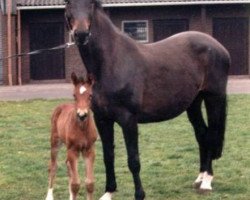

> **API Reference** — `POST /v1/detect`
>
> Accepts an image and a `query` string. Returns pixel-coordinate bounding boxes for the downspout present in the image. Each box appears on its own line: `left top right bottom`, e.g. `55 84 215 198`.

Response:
17 9 21 85
201 5 207 33
7 0 12 85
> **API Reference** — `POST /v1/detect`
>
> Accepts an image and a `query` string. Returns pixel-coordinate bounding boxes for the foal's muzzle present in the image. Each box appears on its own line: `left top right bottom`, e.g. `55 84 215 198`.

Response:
77 108 88 121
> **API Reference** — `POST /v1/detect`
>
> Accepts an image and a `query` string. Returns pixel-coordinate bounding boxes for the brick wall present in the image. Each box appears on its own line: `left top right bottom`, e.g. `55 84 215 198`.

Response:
1 13 17 85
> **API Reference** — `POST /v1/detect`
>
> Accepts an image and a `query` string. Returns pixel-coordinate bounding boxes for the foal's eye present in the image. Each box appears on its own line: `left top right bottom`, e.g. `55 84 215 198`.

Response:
89 95 93 100
73 94 76 100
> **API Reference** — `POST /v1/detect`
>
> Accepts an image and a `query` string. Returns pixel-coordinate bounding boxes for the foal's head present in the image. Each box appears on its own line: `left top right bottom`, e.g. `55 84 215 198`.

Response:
65 0 102 44
71 72 94 121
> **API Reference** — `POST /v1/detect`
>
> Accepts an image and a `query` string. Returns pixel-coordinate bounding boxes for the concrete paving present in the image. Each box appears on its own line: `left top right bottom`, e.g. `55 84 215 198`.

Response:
0 83 73 101
0 78 250 101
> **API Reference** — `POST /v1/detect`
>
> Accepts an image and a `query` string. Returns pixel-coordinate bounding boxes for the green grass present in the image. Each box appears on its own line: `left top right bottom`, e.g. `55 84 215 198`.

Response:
0 95 249 200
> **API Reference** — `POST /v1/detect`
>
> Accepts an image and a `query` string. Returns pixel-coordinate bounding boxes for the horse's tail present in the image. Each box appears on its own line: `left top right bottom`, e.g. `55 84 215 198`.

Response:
214 94 227 160
204 46 230 160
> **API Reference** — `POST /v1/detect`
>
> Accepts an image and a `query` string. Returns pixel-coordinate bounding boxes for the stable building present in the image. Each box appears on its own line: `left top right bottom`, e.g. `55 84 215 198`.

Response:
0 0 250 85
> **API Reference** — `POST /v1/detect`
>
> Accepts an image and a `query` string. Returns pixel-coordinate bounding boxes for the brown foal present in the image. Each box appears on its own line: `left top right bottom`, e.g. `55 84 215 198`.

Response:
45 73 97 200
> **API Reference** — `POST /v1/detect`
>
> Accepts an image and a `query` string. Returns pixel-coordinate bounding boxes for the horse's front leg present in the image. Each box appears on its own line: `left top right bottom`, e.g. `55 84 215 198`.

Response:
66 149 80 200
118 112 145 200
83 147 95 200
94 117 116 200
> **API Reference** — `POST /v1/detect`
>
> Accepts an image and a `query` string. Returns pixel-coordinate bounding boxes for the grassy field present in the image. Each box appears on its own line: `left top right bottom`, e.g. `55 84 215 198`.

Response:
0 95 249 200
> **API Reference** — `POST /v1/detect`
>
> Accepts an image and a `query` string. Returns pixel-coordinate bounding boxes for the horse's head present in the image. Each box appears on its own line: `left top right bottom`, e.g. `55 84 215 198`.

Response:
65 0 101 45
71 72 94 121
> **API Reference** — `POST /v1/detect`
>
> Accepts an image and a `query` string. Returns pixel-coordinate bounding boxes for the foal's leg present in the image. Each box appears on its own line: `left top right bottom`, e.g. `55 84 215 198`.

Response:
94 118 116 200
118 112 145 200
187 94 209 190
83 147 95 200
46 138 61 200
66 149 80 200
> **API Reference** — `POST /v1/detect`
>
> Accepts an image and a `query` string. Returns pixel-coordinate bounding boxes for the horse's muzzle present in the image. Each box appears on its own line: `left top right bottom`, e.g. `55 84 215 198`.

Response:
73 30 91 45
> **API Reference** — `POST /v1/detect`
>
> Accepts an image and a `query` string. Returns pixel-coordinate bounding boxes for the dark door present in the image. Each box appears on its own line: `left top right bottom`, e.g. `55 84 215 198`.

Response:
213 18 249 75
153 19 189 42
30 22 65 80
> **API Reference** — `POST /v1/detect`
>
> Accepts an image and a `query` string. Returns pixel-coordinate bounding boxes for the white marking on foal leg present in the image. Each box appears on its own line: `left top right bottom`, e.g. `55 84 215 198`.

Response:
193 172 204 188
200 171 213 191
69 185 73 200
99 192 113 200
45 188 54 200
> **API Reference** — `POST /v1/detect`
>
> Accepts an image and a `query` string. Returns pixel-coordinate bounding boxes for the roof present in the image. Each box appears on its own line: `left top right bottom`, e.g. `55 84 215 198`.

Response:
17 0 250 9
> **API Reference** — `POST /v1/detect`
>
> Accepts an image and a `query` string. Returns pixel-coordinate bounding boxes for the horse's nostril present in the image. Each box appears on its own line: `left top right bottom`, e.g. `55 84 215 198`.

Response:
74 30 90 43
74 30 80 39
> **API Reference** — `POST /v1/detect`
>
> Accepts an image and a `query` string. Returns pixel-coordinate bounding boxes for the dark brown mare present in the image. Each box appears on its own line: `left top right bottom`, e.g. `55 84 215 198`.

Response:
45 73 97 200
65 0 230 199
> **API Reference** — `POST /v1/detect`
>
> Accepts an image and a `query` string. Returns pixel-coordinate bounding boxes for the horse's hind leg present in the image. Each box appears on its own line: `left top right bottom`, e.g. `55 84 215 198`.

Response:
188 92 227 193
187 94 209 190
45 136 61 200
200 92 227 192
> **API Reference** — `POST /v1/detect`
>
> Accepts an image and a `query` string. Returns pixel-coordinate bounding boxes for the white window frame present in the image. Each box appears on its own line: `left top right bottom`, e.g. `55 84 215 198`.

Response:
122 20 149 43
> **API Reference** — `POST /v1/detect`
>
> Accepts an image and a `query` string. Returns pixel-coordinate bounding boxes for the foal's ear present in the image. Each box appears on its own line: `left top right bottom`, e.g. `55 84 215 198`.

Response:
71 72 78 86
87 74 95 86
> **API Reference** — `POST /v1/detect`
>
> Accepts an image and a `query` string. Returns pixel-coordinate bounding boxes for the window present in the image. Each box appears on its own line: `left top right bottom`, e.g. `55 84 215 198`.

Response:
122 20 149 43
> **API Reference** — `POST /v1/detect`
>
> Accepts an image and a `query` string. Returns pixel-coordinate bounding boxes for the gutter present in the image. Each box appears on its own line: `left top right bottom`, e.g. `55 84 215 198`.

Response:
17 1 250 10
104 1 250 7
17 5 65 10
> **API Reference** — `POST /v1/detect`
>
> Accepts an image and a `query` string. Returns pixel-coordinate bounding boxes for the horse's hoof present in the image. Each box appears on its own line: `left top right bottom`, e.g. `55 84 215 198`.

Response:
99 192 113 200
193 181 202 189
197 188 212 195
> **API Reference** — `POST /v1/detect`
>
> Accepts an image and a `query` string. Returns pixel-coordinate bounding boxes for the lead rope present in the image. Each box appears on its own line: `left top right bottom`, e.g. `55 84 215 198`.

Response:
0 42 75 61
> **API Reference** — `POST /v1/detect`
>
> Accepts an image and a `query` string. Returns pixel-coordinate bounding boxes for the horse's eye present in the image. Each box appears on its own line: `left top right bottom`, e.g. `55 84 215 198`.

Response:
73 94 76 100
89 94 93 100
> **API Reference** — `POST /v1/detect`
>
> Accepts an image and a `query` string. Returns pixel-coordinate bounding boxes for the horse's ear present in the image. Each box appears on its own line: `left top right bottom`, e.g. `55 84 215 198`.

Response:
87 74 95 86
93 0 102 8
71 72 78 85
